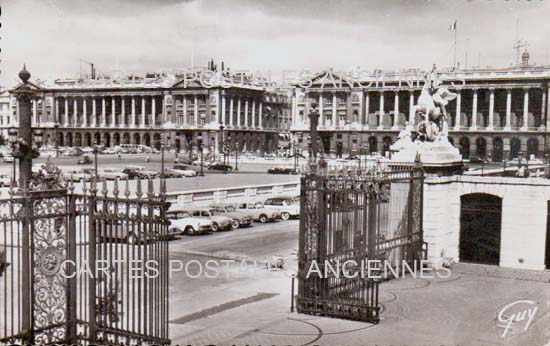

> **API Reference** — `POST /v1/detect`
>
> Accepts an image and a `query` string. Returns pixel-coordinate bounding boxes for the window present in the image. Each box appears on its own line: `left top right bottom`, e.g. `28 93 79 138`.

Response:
192 211 201 217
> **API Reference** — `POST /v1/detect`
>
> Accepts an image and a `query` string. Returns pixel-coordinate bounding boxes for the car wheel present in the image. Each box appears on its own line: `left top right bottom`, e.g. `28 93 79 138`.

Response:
127 233 138 245
185 226 196 235
211 223 219 232
231 219 240 229
281 212 290 221
259 214 268 223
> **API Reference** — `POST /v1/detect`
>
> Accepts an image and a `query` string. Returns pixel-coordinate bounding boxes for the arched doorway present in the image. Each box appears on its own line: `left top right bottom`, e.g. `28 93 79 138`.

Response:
58 133 65 147
84 133 92 147
153 133 161 150
476 137 486 159
67 133 73 147
113 133 121 146
103 133 111 147
527 138 538 159
123 133 130 144
368 137 377 154
459 137 470 159
510 137 521 159
143 133 151 147
493 137 503 162
94 133 101 146
133 133 141 145
75 133 82 147
460 193 502 265
382 136 392 156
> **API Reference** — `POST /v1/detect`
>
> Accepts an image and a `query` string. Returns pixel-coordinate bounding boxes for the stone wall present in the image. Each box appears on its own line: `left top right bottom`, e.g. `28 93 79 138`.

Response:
424 175 550 270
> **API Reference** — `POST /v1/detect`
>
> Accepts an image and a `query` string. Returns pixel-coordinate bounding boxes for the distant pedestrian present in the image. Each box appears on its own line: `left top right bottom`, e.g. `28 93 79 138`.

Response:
117 153 122 161
145 156 150 163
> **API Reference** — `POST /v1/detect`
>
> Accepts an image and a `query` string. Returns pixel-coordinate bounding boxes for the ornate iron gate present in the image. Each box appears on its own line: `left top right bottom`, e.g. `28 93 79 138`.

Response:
297 162 425 323
0 165 170 345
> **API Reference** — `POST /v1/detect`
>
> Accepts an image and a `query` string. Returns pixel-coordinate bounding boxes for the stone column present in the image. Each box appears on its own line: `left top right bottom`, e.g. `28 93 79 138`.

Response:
101 97 106 126
64 98 69 126
332 93 337 128
152 96 156 126
82 98 87 127
244 99 249 127
73 98 78 126
392 91 399 129
111 96 116 126
91 98 96 127
378 91 384 129
505 89 512 130
182 96 187 125
54 98 59 124
252 100 256 128
131 96 136 127
259 102 263 129
471 89 478 130
409 91 415 124
221 96 226 125
318 94 324 126
32 99 37 126
194 96 198 125
237 98 241 127
230 97 234 127
488 88 495 130
121 97 126 126
141 96 146 127
521 88 529 130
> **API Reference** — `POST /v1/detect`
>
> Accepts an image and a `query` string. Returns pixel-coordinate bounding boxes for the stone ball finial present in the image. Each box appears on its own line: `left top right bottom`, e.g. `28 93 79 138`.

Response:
19 64 31 84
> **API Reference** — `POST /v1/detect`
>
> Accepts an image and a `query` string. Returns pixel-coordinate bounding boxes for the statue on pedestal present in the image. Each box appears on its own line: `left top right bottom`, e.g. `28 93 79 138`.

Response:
414 66 457 143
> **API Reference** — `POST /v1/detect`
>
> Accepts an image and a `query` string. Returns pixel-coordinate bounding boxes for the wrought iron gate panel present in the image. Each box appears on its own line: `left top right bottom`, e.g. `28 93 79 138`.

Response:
297 163 425 323
0 177 171 345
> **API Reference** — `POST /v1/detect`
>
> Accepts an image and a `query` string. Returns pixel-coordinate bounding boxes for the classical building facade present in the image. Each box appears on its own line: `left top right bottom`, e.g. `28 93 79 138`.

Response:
291 54 550 161
6 67 291 154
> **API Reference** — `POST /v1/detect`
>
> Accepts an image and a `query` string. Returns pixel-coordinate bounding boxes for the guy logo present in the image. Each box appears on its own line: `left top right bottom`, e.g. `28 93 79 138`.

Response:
496 300 538 338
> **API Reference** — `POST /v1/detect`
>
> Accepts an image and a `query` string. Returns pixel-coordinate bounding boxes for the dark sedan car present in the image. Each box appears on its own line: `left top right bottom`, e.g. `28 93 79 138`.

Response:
208 162 233 171
267 167 297 175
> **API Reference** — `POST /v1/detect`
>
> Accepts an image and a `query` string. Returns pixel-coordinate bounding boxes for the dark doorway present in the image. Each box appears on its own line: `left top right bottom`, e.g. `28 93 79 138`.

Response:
546 201 550 269
476 137 487 159
510 137 521 159
527 138 539 159
460 193 502 265
368 137 377 154
493 137 503 162
460 137 470 159
336 142 343 158
382 136 392 156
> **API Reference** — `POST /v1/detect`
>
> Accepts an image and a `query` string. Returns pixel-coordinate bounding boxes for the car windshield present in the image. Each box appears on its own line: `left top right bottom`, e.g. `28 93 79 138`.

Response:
167 211 191 219
209 209 218 214
225 206 236 212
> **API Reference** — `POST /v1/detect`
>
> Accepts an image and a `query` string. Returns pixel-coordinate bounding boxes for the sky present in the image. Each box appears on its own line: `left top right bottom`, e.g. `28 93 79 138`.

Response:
1 0 549 86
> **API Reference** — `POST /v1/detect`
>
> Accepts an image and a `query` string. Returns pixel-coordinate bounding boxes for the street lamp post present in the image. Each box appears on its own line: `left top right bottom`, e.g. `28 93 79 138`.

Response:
234 142 239 171
219 125 226 173
93 139 99 181
197 133 204 176
308 102 320 173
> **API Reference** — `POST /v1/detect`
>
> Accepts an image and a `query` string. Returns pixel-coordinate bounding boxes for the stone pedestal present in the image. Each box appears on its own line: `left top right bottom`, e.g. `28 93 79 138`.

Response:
390 137 464 176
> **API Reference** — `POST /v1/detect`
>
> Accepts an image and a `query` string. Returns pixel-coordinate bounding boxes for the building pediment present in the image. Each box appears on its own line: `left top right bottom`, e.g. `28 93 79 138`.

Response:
10 80 42 93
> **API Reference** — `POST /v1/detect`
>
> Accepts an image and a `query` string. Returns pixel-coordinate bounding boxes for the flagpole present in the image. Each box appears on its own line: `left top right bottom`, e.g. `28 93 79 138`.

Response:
453 20 457 69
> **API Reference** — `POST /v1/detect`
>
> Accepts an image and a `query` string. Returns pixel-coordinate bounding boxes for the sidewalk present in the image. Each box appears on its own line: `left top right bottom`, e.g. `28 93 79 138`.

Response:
169 263 550 346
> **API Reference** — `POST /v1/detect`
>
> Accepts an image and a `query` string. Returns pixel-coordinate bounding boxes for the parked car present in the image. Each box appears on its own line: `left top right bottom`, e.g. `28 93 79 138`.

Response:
469 156 489 164
166 209 212 235
267 166 297 175
0 174 11 187
102 148 117 155
236 202 280 223
122 166 159 179
207 162 233 171
209 204 253 229
77 155 93 165
188 208 233 232
163 168 197 178
173 163 203 174
3 154 14 163
64 147 83 157
263 196 300 220
97 219 161 244
63 169 95 182
100 169 128 180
